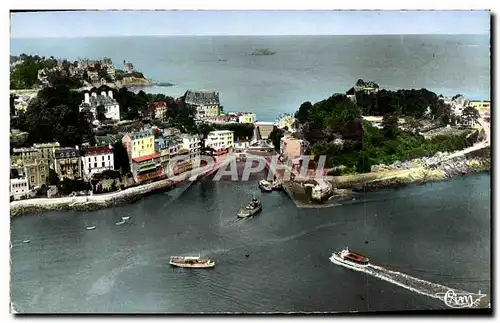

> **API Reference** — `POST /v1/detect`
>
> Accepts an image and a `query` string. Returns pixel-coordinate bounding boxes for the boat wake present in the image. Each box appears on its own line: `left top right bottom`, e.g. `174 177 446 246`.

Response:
331 257 489 307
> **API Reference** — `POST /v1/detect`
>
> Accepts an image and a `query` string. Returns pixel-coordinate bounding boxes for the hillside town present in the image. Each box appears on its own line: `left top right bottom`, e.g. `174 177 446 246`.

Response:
9 82 304 202
10 71 490 207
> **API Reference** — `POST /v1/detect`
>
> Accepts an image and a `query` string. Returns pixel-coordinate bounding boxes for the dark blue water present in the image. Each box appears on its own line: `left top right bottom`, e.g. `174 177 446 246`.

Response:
10 173 491 313
10 35 490 121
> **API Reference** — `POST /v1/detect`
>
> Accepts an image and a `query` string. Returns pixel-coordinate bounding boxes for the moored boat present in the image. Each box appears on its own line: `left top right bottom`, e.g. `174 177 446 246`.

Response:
258 180 273 192
329 247 370 268
122 216 130 221
237 195 262 218
86 226 96 231
271 179 282 190
169 256 216 268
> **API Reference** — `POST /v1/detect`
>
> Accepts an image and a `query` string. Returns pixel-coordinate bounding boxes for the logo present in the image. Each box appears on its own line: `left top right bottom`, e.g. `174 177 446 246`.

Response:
436 289 487 309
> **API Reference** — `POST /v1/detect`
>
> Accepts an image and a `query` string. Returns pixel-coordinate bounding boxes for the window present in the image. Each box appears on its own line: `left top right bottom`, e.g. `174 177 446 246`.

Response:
88 157 91 162
94 157 97 161
30 176 34 183
94 163 97 168
88 163 91 169
102 156 104 161
102 162 105 167
108 155 110 160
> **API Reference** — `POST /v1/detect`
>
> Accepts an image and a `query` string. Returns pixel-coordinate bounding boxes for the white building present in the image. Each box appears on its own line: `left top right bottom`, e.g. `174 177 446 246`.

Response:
204 130 234 154
238 113 256 124
10 178 29 200
180 134 201 161
81 145 114 180
79 91 121 122
276 113 297 131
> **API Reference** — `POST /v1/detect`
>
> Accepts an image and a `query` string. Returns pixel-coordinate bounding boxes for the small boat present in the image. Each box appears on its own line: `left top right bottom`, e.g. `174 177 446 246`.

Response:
121 216 130 221
115 221 125 226
258 180 273 192
169 255 216 268
237 195 262 218
329 247 370 268
271 179 282 190
23 240 30 243
86 226 96 230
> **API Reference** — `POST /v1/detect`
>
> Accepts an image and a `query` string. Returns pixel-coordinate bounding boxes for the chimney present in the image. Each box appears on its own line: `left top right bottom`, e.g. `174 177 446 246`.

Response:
84 92 90 104
108 90 113 99
101 91 106 97
92 92 97 98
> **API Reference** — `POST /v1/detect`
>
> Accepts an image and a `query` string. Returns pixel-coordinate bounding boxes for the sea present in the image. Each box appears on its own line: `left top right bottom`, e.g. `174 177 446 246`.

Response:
10 34 490 122
10 173 491 313
10 35 491 313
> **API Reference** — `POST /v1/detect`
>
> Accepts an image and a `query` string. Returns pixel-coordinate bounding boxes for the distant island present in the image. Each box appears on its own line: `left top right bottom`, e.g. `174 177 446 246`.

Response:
250 48 277 56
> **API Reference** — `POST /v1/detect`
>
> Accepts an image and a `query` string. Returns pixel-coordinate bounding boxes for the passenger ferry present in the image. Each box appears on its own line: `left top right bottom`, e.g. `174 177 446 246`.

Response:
330 247 370 268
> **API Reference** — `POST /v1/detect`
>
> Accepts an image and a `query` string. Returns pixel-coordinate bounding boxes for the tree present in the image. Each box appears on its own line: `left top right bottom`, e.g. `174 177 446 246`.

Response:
112 141 131 174
381 113 399 139
96 105 106 122
461 106 480 126
23 86 89 146
10 94 17 116
404 116 422 134
295 101 313 124
47 168 60 186
269 126 285 151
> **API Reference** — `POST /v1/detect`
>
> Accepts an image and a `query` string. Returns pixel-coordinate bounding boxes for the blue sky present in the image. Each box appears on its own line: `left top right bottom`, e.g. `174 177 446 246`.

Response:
10 10 490 38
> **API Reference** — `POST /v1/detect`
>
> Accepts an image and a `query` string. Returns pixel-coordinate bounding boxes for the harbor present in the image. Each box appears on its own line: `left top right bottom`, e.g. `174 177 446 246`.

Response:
10 173 491 313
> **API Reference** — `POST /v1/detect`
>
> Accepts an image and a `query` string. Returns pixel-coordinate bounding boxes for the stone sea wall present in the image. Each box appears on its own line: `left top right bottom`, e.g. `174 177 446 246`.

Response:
10 159 230 217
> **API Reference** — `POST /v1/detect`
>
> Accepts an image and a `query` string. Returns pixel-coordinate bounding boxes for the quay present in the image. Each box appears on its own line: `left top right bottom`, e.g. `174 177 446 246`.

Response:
10 154 234 216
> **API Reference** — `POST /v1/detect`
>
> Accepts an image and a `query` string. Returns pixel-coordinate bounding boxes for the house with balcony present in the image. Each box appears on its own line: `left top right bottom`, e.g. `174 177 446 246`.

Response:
33 142 60 165
12 147 38 167
155 134 183 175
131 153 162 183
81 146 114 180
204 130 234 155
24 159 50 189
54 147 83 181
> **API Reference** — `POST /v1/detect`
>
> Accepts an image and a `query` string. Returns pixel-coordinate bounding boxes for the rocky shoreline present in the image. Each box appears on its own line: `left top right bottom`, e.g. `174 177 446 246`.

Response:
284 147 490 207
337 148 490 193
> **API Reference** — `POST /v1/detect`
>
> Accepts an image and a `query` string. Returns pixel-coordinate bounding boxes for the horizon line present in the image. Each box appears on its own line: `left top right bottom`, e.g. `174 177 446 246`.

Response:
11 32 490 39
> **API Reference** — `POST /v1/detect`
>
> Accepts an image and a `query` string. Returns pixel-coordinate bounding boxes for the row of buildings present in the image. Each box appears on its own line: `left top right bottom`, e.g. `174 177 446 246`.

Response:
9 125 238 200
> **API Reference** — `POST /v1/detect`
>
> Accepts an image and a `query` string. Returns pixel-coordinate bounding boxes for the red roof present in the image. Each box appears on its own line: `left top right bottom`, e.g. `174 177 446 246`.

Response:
84 146 113 156
148 101 167 109
132 153 161 163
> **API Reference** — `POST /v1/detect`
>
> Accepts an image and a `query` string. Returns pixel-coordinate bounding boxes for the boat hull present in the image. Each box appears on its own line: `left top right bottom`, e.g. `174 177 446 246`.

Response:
330 253 369 269
237 206 262 218
169 261 216 268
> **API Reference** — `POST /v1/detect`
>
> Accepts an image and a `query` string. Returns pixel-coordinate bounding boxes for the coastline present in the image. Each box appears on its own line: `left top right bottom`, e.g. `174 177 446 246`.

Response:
10 157 232 217
283 148 490 208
